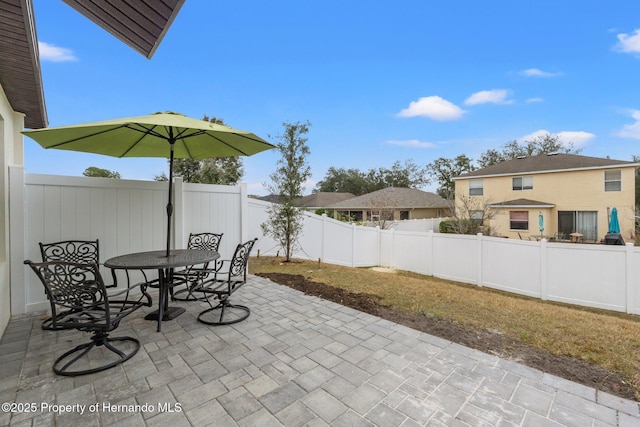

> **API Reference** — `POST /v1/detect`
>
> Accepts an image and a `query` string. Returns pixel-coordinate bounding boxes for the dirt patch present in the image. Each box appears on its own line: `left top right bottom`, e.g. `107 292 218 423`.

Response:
257 272 637 401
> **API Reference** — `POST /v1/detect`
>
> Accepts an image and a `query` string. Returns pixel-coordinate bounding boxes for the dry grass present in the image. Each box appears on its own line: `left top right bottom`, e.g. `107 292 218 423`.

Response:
249 256 640 399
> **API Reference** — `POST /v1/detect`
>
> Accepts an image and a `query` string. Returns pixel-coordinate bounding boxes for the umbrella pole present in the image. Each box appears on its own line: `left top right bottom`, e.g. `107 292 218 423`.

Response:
166 142 175 257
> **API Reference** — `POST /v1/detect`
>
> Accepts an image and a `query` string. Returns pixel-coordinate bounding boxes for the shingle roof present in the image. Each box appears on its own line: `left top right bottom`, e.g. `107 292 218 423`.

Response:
327 187 450 209
294 192 355 208
456 153 638 179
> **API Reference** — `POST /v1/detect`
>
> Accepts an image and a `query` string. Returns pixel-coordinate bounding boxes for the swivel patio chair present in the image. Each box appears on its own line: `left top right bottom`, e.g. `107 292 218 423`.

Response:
38 239 149 330
197 238 257 326
24 260 151 376
171 232 223 301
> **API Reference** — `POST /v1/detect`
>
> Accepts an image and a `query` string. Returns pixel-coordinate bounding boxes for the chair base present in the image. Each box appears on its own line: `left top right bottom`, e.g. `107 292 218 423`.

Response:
53 332 140 376
197 301 250 326
172 286 215 302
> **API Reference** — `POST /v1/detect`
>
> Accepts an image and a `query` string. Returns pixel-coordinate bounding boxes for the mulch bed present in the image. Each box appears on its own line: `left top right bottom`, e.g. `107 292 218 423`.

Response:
257 272 637 402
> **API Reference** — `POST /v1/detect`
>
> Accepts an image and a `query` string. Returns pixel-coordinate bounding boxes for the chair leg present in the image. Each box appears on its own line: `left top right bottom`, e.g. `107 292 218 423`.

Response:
197 298 250 326
53 332 140 376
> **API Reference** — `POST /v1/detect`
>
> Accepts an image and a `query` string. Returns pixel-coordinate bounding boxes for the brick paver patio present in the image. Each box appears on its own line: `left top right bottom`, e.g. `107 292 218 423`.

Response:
1 275 638 426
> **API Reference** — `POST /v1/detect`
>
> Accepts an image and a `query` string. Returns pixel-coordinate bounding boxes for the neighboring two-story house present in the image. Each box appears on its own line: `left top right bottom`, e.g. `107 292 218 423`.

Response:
453 153 639 242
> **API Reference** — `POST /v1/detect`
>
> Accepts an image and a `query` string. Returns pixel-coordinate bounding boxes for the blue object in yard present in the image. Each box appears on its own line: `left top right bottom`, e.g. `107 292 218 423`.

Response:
538 212 544 233
609 207 620 234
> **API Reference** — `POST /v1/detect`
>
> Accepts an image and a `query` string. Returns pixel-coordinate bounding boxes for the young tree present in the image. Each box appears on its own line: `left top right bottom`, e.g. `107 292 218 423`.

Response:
261 121 312 262
442 194 497 235
83 166 121 179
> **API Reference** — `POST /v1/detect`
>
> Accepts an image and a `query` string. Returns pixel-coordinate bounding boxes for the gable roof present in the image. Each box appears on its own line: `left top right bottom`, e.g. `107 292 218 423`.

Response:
0 0 47 128
456 153 639 179
295 192 355 208
327 187 450 209
62 0 185 59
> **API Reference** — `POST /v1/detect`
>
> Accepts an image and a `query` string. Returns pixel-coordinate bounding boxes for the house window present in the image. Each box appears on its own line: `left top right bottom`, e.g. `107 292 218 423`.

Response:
512 176 533 191
510 211 528 230
469 179 483 196
604 170 621 192
470 210 483 224
400 210 409 220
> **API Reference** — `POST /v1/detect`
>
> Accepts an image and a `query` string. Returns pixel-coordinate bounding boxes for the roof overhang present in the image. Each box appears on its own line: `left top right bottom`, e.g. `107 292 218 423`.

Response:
0 0 48 129
62 0 185 59
489 200 555 209
454 163 640 181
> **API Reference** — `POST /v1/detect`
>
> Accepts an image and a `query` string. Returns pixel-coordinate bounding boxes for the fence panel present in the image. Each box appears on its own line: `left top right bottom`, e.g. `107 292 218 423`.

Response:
432 233 478 285
482 238 541 298
546 244 627 312
182 183 243 260
354 226 379 267
388 231 431 275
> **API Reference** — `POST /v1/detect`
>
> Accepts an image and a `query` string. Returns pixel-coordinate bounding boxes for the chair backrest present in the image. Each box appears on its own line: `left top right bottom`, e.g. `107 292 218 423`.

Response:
39 240 100 264
229 238 257 279
24 260 109 329
187 233 223 252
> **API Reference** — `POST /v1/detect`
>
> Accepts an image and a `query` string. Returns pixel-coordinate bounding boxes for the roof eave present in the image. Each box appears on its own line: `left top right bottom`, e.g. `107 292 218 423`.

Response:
454 163 640 180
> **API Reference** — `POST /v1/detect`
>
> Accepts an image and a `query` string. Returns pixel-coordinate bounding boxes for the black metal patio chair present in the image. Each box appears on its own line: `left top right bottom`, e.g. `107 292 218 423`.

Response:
38 239 149 330
171 232 223 301
197 238 257 326
24 260 151 376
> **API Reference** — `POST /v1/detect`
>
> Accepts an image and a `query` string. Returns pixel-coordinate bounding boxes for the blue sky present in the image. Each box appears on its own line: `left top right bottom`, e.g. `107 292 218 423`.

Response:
27 0 640 195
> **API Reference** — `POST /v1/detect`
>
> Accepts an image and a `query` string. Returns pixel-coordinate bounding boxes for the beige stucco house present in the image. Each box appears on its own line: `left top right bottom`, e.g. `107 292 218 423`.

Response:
327 187 451 222
453 153 639 242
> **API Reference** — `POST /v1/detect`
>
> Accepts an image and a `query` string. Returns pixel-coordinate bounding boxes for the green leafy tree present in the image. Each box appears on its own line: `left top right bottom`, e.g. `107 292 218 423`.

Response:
478 133 581 168
83 166 121 179
261 121 312 262
315 160 427 195
425 154 476 199
156 115 244 185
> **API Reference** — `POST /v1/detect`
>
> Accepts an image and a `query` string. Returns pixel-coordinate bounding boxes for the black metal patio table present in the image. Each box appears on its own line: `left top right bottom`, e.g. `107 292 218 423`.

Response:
105 249 220 332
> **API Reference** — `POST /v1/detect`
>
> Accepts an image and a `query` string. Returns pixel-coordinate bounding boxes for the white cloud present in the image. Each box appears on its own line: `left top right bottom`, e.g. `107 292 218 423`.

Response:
386 139 436 148
556 131 596 147
519 129 595 148
38 41 77 62
520 68 563 78
526 97 544 103
464 89 513 106
397 96 465 121
615 29 640 54
614 109 640 139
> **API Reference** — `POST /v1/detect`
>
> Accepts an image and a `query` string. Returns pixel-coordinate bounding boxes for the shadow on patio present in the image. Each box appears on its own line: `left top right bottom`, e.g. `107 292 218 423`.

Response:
1 275 638 426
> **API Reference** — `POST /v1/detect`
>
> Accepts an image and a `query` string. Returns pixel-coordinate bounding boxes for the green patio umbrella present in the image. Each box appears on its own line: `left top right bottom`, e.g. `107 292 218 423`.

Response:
23 112 274 256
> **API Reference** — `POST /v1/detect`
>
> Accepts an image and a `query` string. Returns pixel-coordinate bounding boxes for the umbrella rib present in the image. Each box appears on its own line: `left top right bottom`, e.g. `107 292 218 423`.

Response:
44 126 125 148
202 132 272 156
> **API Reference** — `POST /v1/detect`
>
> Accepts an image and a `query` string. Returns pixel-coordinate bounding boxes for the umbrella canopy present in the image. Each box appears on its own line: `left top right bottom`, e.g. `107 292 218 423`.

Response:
23 112 274 256
609 207 621 234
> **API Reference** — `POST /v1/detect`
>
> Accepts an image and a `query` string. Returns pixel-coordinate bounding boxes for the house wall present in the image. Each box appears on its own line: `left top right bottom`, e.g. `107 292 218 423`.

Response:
455 167 636 241
0 85 25 336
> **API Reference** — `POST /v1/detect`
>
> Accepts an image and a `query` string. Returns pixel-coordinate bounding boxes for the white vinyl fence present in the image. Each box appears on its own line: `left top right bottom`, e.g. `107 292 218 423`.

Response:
10 170 640 317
